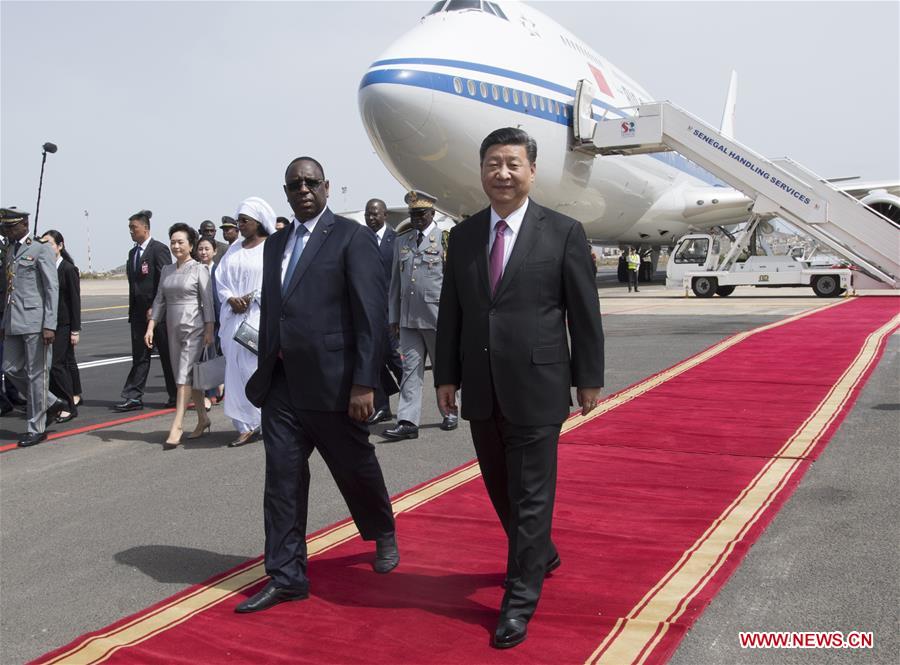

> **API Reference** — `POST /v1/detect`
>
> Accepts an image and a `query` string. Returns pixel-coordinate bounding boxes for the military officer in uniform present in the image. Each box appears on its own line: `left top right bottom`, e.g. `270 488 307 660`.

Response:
0 207 63 447
383 191 458 440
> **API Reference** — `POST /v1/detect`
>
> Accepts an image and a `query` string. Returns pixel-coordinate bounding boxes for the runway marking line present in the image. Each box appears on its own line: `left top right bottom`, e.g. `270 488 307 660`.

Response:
81 305 128 313
33 297 893 665
0 409 176 453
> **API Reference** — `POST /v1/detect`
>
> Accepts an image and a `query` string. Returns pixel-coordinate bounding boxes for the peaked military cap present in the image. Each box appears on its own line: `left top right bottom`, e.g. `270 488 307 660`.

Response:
220 216 237 229
404 190 437 210
0 207 30 226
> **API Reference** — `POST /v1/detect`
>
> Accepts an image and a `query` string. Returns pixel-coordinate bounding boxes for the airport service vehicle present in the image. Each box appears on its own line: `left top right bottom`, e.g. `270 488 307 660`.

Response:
358 1 899 290
666 220 852 298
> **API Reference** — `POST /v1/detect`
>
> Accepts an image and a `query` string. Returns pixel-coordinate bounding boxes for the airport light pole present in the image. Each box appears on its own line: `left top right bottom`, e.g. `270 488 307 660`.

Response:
33 141 58 237
84 209 93 273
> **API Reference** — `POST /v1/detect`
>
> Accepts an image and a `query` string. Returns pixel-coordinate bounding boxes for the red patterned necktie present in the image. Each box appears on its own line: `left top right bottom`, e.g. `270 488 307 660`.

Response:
489 219 508 295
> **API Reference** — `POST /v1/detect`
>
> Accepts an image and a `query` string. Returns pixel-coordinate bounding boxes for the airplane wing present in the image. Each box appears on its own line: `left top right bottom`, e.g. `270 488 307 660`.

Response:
832 179 900 198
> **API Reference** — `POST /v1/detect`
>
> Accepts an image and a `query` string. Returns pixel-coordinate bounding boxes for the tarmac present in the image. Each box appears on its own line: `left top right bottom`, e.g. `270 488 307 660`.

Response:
1 277 897 664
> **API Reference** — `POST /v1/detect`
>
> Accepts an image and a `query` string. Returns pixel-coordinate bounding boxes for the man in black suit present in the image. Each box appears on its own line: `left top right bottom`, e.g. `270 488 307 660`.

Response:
435 128 605 648
199 220 229 262
237 157 398 614
114 210 177 411
364 197 402 424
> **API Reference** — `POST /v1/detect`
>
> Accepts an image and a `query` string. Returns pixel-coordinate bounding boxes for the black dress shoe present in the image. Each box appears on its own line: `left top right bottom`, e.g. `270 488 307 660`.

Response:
234 581 308 613
439 416 458 431
366 407 392 425
493 617 528 649
0 405 13 417
373 534 400 573
113 399 143 412
164 397 177 409
382 421 418 440
54 409 78 424
503 553 561 589
18 432 48 448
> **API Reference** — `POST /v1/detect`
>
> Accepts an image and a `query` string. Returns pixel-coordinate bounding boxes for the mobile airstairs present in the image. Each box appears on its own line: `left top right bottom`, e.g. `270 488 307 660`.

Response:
571 81 899 290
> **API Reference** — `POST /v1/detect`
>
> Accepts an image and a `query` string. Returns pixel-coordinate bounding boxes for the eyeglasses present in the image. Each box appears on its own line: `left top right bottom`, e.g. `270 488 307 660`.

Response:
285 177 324 192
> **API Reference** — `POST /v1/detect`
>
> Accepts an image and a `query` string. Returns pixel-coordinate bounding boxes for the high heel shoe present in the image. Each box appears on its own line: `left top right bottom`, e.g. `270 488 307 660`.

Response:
164 429 183 450
188 419 212 440
228 428 259 448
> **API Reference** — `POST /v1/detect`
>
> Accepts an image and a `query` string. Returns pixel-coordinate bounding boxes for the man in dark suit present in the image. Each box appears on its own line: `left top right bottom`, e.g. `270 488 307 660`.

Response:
199 220 229 262
435 128 605 648
114 210 177 411
364 197 402 424
238 157 398 614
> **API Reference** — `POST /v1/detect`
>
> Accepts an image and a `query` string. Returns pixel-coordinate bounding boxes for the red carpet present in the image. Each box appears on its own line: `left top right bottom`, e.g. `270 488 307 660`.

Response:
34 297 899 665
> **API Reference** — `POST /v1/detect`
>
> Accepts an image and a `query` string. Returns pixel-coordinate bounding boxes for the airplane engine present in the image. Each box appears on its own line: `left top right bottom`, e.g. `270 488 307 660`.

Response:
860 190 900 226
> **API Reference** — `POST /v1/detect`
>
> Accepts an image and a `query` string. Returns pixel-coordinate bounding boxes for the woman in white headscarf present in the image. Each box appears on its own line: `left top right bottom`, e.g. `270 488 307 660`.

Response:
215 196 277 446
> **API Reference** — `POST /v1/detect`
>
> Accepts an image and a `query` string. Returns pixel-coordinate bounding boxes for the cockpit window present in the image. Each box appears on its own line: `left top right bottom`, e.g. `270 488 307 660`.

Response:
427 1 509 20
445 1 482 11
486 2 507 19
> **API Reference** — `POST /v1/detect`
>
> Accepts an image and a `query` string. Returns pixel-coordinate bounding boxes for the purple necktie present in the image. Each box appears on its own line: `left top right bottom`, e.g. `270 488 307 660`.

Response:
489 219 508 295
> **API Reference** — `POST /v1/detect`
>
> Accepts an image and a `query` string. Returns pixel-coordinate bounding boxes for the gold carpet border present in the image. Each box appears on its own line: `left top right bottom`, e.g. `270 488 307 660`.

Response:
43 299 850 665
43 463 481 665
588 305 898 665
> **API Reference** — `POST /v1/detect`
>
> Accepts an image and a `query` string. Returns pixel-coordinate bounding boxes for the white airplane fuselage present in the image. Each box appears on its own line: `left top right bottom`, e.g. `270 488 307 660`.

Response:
358 1 751 244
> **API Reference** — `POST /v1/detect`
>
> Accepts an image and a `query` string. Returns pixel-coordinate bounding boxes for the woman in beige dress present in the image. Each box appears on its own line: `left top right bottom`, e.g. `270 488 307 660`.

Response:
144 223 216 448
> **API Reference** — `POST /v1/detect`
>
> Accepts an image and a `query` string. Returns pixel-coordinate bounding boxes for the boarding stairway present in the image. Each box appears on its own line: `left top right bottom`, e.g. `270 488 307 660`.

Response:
571 82 899 288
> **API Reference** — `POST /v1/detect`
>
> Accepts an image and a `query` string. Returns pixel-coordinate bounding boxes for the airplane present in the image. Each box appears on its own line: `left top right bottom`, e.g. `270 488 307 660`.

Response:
357 0 900 251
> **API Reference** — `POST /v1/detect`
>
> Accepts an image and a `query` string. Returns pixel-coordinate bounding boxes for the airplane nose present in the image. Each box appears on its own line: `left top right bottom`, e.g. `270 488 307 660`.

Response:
358 68 435 145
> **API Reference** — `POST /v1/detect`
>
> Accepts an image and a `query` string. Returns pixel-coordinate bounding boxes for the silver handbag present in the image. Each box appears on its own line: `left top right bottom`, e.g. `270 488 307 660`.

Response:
232 291 260 355
193 345 226 390
233 319 259 355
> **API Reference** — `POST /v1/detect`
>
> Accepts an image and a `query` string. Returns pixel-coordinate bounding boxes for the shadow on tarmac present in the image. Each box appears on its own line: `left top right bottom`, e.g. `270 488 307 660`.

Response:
114 545 252 584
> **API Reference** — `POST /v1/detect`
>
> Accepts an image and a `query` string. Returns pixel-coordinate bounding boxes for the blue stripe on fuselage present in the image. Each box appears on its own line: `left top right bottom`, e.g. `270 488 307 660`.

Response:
360 62 724 186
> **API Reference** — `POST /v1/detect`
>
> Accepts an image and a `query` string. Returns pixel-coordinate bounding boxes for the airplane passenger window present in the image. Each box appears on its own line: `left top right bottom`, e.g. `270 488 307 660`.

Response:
491 84 500 101
512 89 519 104
539 97 546 111
562 105 568 118
531 94 538 109
426 1 447 16
480 81 488 98
467 80 476 96
502 87 510 103
522 92 529 107
445 0 482 11
453 77 463 94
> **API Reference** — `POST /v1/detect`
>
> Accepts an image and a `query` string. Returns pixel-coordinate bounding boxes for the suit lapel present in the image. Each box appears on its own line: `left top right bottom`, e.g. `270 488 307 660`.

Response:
283 208 336 299
493 200 543 301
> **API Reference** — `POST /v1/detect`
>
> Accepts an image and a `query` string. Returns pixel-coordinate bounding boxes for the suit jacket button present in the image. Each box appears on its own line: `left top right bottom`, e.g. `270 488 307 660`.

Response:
489 309 496 316
280 314 286 321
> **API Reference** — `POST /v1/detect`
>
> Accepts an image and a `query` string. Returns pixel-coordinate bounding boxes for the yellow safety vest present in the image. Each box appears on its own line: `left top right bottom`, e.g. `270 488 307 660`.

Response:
626 253 640 270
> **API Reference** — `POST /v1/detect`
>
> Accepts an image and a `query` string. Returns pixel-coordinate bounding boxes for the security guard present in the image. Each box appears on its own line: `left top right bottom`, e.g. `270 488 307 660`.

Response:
626 246 641 292
0 207 62 447
383 191 458 440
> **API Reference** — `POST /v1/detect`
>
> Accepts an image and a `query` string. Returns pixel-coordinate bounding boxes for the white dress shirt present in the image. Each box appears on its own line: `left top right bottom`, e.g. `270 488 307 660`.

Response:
281 209 325 286
488 198 529 271
375 224 386 246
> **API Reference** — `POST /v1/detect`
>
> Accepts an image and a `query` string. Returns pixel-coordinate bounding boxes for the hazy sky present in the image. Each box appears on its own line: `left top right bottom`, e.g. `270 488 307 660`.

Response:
2 0 898 270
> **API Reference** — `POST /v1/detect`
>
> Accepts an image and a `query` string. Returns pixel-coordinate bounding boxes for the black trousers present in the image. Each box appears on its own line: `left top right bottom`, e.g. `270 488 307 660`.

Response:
66 342 81 396
49 325 75 411
121 317 176 402
627 269 639 290
261 362 395 589
469 393 562 623
374 325 402 411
